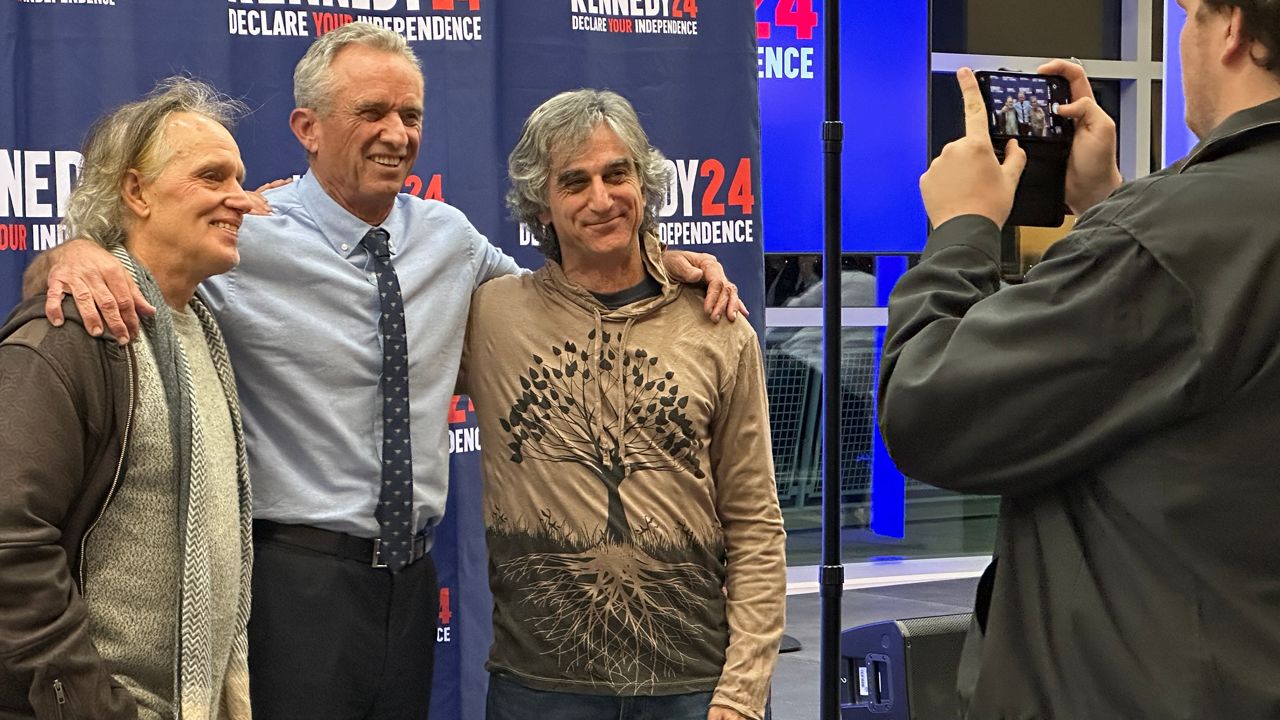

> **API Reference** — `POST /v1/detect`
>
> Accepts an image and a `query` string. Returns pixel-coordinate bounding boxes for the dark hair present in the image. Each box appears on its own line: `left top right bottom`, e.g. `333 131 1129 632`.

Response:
1202 0 1280 74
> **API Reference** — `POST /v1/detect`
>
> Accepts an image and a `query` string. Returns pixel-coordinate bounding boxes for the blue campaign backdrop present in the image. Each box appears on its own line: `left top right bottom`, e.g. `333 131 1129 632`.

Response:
756 0 930 254
0 3 761 719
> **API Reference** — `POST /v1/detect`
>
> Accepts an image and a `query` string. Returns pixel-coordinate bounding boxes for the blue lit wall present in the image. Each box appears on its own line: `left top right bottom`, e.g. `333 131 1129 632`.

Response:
757 0 930 254
1164 0 1199 164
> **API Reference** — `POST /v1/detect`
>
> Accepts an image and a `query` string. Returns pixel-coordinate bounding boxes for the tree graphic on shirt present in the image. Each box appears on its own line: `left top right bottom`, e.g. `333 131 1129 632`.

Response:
492 327 722 690
501 326 705 543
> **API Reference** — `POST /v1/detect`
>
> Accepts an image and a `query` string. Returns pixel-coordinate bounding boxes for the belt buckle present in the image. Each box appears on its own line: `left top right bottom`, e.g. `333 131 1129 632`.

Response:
371 539 388 569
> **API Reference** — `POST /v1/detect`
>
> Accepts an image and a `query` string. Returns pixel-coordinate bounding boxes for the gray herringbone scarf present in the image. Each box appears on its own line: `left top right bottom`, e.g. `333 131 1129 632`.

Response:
110 246 253 720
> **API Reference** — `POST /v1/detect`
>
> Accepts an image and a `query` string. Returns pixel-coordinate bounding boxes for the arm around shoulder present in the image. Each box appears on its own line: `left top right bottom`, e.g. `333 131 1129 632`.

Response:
20 239 153 344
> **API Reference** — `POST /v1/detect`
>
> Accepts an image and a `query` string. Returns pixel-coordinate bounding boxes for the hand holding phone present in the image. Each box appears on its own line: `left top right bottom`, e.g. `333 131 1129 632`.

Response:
974 71 1074 227
1036 59 1124 215
918 68 1027 230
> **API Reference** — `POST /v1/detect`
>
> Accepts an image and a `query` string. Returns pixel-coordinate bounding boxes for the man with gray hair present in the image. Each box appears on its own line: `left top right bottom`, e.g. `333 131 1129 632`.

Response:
460 89 785 720
34 21 743 720
0 77 254 720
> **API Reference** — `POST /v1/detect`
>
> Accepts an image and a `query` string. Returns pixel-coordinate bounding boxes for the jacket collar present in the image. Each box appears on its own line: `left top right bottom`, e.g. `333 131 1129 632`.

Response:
1180 95 1280 172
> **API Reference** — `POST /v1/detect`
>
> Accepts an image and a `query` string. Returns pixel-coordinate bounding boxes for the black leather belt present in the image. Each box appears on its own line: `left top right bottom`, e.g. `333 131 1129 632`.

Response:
253 520 430 569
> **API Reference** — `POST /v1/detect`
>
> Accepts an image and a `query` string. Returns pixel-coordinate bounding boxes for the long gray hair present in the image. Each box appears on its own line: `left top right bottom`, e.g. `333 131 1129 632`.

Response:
63 77 247 248
506 89 672 262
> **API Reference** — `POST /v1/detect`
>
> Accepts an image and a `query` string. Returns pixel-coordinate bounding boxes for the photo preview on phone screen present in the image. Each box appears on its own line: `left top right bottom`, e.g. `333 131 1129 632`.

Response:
986 74 1068 139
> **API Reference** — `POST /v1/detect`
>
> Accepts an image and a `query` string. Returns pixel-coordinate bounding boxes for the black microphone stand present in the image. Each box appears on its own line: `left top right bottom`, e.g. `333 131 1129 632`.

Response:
819 1 844 719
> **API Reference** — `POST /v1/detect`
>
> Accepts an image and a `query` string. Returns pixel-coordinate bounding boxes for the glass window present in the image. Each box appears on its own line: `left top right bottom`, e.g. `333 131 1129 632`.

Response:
764 326 999 565
763 255 876 307
1154 0 1165 61
932 0 1123 61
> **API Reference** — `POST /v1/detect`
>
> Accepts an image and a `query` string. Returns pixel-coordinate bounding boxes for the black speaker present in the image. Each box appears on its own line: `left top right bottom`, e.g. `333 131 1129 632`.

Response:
839 612 972 719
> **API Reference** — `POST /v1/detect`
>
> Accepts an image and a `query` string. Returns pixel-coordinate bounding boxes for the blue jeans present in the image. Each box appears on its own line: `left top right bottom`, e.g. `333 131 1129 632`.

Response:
486 673 714 720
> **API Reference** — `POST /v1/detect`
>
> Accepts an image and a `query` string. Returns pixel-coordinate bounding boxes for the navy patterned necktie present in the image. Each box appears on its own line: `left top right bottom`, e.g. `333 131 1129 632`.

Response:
361 227 414 571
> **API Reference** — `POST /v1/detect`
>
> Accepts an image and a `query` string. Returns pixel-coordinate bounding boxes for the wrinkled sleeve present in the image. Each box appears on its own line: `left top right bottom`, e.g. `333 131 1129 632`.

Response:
457 285 484 396
469 225 524 289
0 332 137 719
877 214 1201 496
708 333 787 720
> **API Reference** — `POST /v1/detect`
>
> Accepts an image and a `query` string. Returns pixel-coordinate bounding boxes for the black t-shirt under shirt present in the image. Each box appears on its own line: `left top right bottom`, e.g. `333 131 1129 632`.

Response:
589 273 662 310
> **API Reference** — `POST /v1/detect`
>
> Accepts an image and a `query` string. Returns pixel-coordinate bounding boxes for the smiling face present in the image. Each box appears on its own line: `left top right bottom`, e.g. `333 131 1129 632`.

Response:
538 123 645 283
294 43 424 224
126 112 251 295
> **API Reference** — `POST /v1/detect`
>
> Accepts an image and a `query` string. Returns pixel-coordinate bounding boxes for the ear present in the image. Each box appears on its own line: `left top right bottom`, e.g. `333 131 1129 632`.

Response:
120 169 150 220
289 108 321 155
1221 5 1252 64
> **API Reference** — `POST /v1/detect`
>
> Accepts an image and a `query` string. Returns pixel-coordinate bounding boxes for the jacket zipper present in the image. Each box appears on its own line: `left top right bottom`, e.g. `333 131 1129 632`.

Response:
52 678 66 719
1180 119 1280 171
77 347 136 591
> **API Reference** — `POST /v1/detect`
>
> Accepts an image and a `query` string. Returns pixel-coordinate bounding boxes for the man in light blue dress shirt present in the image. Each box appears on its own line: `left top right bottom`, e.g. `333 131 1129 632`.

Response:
1014 90 1032 134
33 21 743 720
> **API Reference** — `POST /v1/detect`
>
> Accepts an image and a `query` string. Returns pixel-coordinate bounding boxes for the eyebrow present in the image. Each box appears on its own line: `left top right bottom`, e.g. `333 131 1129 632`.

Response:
355 100 423 115
195 160 245 183
555 158 631 186
555 168 588 186
603 158 631 172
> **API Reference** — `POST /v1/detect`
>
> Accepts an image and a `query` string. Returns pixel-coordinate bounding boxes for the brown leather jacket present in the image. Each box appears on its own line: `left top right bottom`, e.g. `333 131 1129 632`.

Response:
0 297 140 720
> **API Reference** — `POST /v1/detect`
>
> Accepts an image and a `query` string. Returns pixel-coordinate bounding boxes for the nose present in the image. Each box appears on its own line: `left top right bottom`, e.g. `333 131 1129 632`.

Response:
381 114 409 150
586 177 612 213
226 180 254 215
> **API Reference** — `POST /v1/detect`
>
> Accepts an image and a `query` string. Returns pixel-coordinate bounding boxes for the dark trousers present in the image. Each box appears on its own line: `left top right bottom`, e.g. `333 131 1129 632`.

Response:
248 531 439 720
486 674 713 720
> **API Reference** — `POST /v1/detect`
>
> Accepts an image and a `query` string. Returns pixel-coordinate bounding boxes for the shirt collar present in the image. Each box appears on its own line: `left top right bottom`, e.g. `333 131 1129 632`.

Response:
297 170 400 258
1180 95 1280 172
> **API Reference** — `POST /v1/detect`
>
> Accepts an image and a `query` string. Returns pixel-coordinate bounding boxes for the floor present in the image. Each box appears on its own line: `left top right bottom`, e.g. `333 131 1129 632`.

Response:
768 558 987 719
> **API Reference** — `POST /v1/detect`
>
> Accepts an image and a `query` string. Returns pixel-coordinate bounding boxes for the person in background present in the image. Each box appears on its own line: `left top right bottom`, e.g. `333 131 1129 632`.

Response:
1013 90 1032 134
999 96 1020 135
1027 97 1048 136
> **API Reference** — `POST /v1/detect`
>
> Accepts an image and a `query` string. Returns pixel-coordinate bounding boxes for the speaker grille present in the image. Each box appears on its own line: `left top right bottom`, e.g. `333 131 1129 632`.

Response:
898 613 972 636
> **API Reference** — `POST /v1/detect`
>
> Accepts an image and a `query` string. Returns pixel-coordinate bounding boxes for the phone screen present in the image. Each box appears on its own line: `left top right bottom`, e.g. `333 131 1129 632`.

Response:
983 73 1071 140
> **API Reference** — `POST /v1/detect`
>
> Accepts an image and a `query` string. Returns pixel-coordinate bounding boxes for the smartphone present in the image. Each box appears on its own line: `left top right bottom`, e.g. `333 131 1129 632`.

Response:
974 71 1073 227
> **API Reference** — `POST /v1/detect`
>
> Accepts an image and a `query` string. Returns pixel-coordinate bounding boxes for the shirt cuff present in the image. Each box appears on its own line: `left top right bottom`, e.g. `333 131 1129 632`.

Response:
923 214 1002 266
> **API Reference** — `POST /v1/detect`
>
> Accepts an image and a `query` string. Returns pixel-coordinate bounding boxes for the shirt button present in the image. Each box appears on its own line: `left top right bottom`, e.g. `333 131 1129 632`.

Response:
341 243 350 251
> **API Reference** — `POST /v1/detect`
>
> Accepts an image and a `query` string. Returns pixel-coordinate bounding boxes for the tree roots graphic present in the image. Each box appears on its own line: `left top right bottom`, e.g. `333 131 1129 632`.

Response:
499 542 718 690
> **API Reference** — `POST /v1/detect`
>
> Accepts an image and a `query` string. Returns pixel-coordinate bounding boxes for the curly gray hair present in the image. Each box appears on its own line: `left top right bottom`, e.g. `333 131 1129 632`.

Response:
293 22 423 114
63 76 248 248
506 89 672 263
